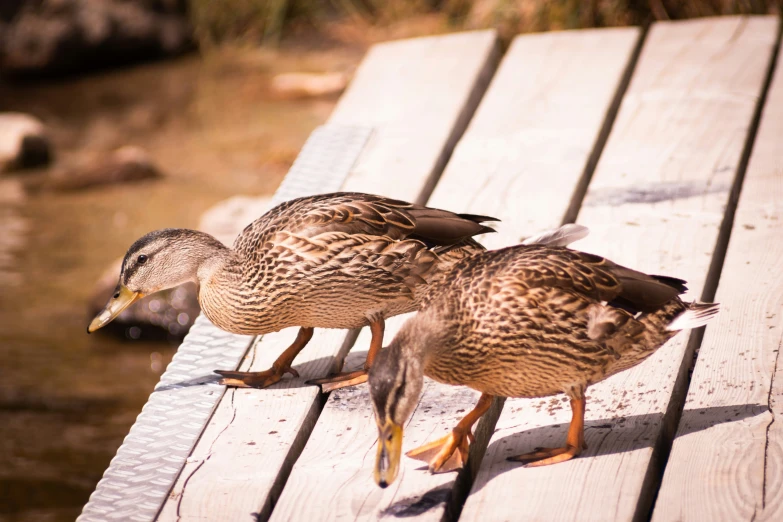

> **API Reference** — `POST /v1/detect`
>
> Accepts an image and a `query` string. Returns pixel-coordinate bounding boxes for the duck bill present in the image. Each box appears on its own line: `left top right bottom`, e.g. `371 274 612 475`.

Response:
375 420 403 488
88 285 143 333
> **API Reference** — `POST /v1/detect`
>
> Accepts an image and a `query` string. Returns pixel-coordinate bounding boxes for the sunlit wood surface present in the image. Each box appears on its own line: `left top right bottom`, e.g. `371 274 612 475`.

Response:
85 15 783 522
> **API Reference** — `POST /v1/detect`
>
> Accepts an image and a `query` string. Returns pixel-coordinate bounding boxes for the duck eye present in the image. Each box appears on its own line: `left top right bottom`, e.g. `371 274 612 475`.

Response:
137 254 148 265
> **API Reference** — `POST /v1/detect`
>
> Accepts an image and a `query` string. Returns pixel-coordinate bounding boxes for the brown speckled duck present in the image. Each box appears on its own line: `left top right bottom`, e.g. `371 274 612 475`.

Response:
88 192 496 391
369 226 719 487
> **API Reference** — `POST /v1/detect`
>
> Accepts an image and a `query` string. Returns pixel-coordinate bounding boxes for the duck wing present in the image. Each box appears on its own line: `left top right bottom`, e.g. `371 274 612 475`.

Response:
500 245 686 315
234 192 497 253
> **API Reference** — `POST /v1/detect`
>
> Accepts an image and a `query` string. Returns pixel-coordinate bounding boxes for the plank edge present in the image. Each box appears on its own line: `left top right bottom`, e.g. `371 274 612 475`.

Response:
646 17 783 521
566 26 646 225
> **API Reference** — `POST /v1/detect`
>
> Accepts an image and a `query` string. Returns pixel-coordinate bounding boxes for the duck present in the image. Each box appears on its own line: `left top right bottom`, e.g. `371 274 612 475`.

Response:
368 225 719 487
88 192 496 391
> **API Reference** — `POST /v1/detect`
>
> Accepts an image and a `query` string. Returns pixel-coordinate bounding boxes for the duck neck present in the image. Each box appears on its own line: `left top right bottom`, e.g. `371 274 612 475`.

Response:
191 232 251 331
194 238 236 287
376 311 450 425
392 309 446 369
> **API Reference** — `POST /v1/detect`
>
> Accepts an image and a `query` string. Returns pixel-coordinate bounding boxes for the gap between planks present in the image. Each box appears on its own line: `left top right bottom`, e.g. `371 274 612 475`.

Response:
459 16 780 522
562 25 648 225
647 17 783 518
156 30 501 522
445 26 647 521
268 26 644 522
652 20 783 521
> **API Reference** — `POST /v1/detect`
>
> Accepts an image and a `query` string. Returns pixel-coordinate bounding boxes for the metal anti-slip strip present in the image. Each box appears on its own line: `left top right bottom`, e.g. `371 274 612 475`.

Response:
77 124 373 522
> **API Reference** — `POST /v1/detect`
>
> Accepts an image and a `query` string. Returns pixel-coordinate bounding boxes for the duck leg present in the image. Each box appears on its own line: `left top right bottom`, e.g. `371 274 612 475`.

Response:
307 318 384 392
215 327 314 388
508 395 586 467
407 393 494 473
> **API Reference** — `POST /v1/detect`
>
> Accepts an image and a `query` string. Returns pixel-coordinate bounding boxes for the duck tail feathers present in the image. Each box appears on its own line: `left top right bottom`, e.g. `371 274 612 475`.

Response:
521 224 589 247
667 302 720 331
457 213 500 224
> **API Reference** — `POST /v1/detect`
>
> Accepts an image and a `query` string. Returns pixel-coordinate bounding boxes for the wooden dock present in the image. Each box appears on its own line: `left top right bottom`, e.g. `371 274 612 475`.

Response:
79 15 783 522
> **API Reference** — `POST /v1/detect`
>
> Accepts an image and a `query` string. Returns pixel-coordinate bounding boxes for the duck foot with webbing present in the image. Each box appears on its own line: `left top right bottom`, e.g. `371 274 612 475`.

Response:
306 319 385 392
215 326 313 388
507 396 588 467
406 393 494 473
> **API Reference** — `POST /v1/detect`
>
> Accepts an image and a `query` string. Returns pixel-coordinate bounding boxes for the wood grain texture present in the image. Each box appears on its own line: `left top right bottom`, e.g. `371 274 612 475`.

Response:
268 28 640 522
329 30 500 204
460 16 779 522
652 33 783 522
269 314 502 522
157 30 500 522
158 328 353 522
428 26 641 249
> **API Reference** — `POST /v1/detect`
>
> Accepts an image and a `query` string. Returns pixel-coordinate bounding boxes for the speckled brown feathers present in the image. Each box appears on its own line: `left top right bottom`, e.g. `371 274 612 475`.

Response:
199 192 495 335
414 243 710 398
233 192 494 254
368 227 720 479
91 192 497 390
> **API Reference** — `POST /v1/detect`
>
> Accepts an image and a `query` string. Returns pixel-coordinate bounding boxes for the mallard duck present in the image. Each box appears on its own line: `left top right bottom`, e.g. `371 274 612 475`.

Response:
368 226 719 487
88 192 496 391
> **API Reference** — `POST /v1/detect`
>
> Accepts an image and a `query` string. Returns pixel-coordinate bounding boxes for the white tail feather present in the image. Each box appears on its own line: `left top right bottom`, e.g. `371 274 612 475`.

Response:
521 224 589 247
667 302 720 331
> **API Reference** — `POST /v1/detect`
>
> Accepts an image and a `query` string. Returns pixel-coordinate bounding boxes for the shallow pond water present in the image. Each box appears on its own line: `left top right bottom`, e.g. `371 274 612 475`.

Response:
0 48 357 521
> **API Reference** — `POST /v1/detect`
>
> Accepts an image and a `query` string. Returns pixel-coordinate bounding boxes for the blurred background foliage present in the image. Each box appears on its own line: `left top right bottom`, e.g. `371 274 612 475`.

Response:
189 0 782 48
1 0 779 77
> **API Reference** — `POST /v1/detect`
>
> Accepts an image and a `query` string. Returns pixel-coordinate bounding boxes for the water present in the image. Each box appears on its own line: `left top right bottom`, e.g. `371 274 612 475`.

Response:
0 48 352 521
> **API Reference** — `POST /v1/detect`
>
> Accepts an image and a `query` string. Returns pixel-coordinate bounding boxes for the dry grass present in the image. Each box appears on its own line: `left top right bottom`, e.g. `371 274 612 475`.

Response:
188 0 781 47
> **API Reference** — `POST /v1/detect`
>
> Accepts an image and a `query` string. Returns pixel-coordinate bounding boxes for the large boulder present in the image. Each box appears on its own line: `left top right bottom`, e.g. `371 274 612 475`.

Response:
1 0 192 76
0 112 52 172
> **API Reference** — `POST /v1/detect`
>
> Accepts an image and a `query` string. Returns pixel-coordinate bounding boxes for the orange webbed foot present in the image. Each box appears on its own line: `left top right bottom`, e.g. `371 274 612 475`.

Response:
215 365 299 389
406 429 473 473
306 370 368 392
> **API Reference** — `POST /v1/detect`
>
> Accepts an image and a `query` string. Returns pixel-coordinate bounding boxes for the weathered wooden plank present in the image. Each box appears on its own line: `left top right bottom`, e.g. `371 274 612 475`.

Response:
78 125 372 522
652 34 783 522
461 16 779 522
157 30 499 522
328 31 499 204
427 26 641 249
268 27 640 521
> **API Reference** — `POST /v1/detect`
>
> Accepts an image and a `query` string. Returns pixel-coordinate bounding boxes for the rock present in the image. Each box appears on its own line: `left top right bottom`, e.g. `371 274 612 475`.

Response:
45 145 160 191
88 258 199 341
0 112 52 172
1 0 192 76
270 72 348 99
